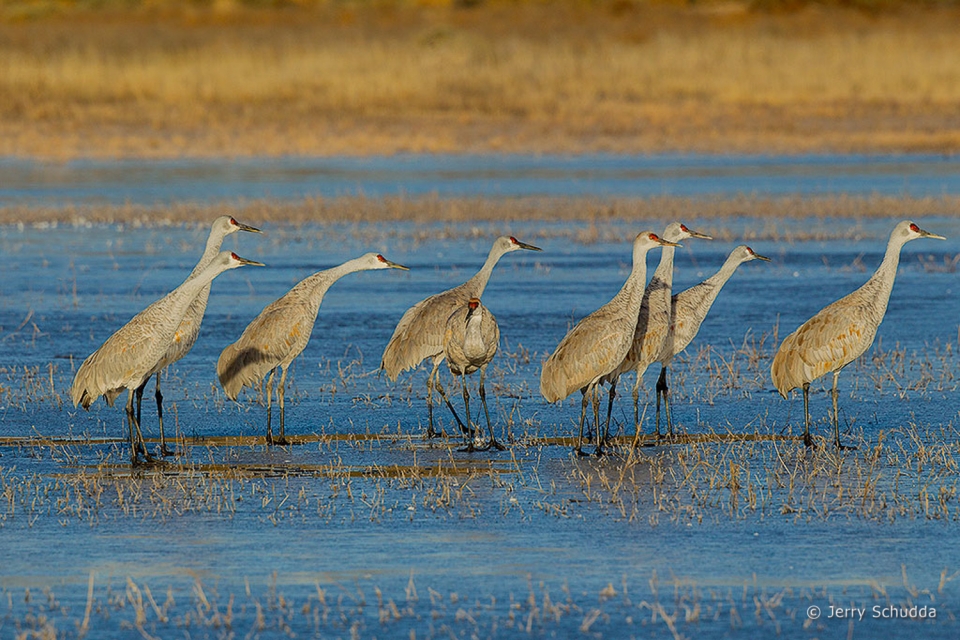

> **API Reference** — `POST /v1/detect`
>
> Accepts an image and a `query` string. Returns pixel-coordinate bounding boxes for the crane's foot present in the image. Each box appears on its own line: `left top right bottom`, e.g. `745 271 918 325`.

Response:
270 436 290 446
425 427 445 439
836 441 858 451
159 445 177 457
574 447 589 457
479 438 506 452
803 433 816 448
457 442 477 453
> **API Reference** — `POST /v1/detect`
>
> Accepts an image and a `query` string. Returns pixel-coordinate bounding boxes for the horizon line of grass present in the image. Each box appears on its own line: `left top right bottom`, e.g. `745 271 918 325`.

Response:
2 194 959 227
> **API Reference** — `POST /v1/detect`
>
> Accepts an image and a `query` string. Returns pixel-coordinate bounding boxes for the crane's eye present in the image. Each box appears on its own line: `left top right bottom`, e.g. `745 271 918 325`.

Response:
680 224 689 233
509 236 519 244
648 233 658 241
909 223 920 233
230 217 238 226
377 254 387 262
231 252 240 260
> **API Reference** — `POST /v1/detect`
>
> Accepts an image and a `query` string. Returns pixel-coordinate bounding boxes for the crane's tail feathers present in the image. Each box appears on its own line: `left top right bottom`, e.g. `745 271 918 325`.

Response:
217 343 274 401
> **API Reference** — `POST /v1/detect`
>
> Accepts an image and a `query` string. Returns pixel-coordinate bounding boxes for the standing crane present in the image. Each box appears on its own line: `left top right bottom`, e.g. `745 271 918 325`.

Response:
540 232 678 456
218 253 408 445
655 245 770 436
137 215 261 456
443 297 502 452
603 222 711 437
381 236 541 438
771 221 944 449
71 251 264 465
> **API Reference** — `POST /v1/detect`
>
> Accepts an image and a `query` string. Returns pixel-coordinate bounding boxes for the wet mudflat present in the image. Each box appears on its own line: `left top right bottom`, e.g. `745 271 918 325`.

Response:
1 216 960 638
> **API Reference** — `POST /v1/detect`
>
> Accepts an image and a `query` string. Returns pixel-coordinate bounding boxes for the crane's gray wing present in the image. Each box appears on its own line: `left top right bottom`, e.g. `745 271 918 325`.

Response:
71 322 156 409
381 288 465 381
771 300 873 394
217 303 311 400
540 310 631 403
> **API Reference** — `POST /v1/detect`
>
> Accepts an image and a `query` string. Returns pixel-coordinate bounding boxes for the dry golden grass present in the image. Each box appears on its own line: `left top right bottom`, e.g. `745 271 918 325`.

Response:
3 2 960 158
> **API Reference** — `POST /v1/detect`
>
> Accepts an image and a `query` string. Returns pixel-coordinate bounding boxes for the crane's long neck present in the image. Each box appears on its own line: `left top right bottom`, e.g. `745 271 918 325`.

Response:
614 244 651 315
189 227 229 279
706 251 748 292
464 245 507 298
301 257 374 316
861 232 907 315
164 259 233 322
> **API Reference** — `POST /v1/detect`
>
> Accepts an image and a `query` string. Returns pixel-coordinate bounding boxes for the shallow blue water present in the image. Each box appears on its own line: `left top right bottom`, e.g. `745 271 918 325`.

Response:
4 153 960 205
1 216 959 638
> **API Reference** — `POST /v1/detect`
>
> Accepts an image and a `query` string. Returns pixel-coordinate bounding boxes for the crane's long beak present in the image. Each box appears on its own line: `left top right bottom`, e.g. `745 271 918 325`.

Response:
385 260 410 271
517 240 542 251
754 253 772 261
238 256 265 267
919 228 946 240
688 230 713 240
237 222 262 234
658 239 682 247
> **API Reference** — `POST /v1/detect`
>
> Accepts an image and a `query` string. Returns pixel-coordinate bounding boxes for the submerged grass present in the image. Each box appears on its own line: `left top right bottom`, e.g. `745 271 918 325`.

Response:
3 567 950 639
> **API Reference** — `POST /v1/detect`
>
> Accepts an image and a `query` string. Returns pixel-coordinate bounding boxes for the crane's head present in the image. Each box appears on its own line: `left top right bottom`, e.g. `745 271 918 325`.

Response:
356 253 409 271
495 235 543 255
635 232 681 249
664 222 713 243
210 251 265 271
213 215 262 237
739 245 771 262
466 297 482 320
902 221 945 242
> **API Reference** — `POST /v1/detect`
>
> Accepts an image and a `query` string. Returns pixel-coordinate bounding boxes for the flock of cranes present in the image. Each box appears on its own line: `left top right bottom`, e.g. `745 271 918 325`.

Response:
68 217 944 464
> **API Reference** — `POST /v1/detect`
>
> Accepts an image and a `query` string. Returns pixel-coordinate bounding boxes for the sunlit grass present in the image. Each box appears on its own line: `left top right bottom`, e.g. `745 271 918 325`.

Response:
3 3 960 157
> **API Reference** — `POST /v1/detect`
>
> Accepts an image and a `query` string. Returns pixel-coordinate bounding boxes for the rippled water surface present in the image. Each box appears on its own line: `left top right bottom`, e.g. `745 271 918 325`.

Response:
2 163 960 637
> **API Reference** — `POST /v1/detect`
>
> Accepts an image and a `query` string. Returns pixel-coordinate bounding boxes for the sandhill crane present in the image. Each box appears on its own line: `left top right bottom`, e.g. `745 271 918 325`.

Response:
443 297 502 451
381 236 541 438
540 232 678 456
771 221 944 449
603 222 711 436
71 252 264 464
218 253 408 445
136 215 261 456
655 245 770 436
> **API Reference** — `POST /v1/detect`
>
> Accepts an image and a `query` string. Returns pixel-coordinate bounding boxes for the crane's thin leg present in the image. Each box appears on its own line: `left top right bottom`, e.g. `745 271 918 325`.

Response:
575 387 591 456
458 372 475 452
426 361 439 438
135 381 144 432
594 384 605 457
633 376 642 436
265 368 275 445
604 379 617 448
276 367 289 446
802 382 814 448
435 376 469 436
832 371 856 451
479 366 503 451
155 370 174 456
657 366 674 438
126 389 154 465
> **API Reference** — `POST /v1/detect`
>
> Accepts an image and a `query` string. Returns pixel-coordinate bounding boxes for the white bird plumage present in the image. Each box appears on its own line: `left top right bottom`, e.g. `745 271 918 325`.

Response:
770 220 944 448
218 253 408 445
443 297 502 451
380 235 541 437
71 251 264 464
540 231 678 455
654 245 770 435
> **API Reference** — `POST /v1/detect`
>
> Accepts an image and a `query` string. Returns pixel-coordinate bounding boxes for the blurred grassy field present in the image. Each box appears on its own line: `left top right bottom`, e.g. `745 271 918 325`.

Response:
2 1 960 158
